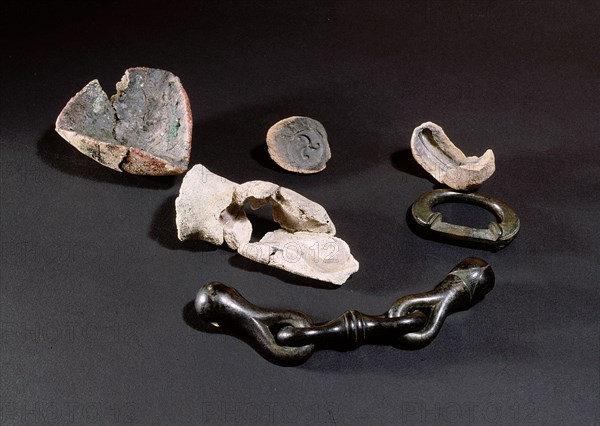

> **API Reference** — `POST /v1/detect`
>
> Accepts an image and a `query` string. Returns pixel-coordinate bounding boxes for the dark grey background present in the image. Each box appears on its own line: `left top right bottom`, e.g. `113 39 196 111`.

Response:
1 1 599 425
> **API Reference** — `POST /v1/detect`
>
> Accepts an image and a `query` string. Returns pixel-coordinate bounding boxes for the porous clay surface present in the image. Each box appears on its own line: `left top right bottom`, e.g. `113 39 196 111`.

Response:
176 165 358 284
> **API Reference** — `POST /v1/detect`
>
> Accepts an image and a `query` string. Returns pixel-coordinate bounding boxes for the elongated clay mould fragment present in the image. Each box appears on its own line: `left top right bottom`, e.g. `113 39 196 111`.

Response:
56 67 192 175
410 122 495 190
238 230 359 285
175 164 358 284
266 116 331 174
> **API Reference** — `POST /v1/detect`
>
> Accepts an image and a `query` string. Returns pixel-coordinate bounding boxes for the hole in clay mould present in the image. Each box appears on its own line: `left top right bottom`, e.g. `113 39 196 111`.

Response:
245 205 279 242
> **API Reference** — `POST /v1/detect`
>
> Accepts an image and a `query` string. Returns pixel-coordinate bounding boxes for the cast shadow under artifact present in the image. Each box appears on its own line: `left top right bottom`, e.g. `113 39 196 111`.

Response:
228 254 340 290
249 144 296 174
149 195 218 252
390 148 438 184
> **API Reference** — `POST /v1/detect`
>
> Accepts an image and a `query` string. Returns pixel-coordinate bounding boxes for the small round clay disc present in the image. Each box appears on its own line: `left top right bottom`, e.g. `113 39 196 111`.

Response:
266 116 331 174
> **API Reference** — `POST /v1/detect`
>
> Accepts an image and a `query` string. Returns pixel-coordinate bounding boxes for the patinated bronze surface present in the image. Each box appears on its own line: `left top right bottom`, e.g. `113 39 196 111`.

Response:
55 67 192 175
194 257 494 365
411 189 520 249
266 116 331 174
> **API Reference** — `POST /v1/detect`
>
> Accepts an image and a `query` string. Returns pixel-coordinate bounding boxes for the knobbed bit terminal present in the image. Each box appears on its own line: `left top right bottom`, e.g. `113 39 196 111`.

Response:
194 282 315 366
387 257 494 349
194 257 494 365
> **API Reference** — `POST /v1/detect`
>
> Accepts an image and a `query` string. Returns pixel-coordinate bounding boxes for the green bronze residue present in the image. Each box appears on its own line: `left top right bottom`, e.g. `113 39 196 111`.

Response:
165 100 181 143
168 118 181 139
57 68 191 173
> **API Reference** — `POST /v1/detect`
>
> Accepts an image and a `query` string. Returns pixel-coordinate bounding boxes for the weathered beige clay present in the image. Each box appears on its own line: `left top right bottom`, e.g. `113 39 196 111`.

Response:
175 164 241 245
238 230 359 285
410 122 495 190
231 181 335 236
55 67 192 175
175 164 357 284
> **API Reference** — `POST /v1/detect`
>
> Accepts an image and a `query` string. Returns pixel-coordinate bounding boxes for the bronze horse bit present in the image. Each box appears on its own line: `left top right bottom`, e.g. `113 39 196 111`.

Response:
194 257 494 365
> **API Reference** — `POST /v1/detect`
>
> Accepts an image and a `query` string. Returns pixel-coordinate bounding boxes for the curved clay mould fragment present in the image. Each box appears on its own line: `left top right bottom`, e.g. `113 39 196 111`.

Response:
55 67 192 175
410 122 495 190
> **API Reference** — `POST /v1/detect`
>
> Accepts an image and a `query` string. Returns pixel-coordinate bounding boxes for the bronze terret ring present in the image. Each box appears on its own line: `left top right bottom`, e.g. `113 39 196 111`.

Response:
411 189 520 249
